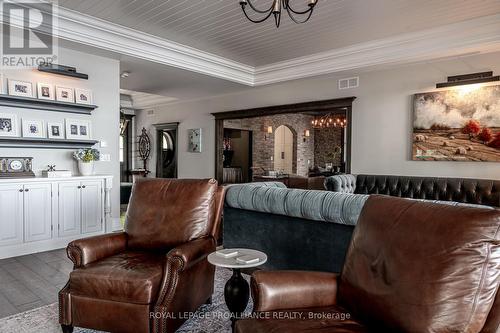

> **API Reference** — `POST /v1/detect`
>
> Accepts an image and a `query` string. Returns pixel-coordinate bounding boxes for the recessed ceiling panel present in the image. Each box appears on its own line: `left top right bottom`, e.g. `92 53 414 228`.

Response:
59 0 500 66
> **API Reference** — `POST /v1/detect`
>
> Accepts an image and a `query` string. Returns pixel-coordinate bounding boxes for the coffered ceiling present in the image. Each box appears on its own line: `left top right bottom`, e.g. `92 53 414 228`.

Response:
58 0 500 66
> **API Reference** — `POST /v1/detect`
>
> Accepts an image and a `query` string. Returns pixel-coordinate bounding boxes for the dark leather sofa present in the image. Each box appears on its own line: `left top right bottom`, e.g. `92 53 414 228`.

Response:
325 174 500 207
235 195 500 332
59 179 225 333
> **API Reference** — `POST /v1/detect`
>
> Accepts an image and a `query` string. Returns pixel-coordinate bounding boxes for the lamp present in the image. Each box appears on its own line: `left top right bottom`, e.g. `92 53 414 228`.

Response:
436 71 499 88
303 129 310 142
264 125 273 140
239 0 319 28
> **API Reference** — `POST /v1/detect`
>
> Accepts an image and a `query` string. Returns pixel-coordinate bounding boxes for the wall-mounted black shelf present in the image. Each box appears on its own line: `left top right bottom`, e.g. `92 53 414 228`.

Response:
0 94 98 114
0 137 99 149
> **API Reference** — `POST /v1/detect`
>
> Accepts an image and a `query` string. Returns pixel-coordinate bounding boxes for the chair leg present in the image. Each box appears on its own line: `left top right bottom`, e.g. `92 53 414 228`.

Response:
205 296 212 305
61 324 73 333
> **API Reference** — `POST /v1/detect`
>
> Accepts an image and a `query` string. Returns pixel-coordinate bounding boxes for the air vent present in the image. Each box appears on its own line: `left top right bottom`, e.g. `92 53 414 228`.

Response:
338 77 359 90
146 109 155 116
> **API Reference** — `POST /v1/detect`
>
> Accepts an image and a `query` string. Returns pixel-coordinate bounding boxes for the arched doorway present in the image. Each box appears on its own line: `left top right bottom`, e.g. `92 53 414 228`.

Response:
274 125 294 174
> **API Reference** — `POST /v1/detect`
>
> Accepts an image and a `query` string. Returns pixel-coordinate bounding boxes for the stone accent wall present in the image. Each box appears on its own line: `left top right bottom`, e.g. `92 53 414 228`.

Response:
224 114 314 176
314 127 343 167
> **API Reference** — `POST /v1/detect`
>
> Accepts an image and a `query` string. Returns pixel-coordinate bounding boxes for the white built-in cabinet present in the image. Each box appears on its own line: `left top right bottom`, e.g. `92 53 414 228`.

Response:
24 183 52 243
58 180 103 237
0 175 113 259
0 184 24 247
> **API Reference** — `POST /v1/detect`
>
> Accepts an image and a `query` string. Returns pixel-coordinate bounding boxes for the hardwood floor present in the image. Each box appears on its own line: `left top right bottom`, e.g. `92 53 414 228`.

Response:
0 249 71 319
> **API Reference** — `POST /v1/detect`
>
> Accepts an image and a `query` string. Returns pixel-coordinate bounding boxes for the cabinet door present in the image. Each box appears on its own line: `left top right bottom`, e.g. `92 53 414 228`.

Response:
58 182 81 237
24 183 52 242
0 184 24 246
81 181 103 234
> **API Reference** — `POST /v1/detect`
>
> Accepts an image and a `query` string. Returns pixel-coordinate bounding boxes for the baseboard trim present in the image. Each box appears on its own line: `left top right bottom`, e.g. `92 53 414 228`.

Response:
0 231 106 259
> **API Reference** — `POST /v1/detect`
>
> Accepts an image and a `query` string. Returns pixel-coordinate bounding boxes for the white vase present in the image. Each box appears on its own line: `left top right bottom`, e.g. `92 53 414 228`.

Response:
78 161 95 176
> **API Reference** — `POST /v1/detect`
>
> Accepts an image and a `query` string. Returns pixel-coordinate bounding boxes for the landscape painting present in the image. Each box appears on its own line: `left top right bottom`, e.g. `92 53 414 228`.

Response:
412 84 500 161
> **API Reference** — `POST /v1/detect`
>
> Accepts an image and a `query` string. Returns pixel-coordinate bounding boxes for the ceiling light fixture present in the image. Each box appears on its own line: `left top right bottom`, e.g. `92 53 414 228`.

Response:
120 71 130 78
239 0 318 28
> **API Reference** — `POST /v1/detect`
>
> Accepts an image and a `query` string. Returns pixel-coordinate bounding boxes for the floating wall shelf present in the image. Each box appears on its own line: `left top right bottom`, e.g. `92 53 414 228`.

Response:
0 137 99 149
0 94 98 114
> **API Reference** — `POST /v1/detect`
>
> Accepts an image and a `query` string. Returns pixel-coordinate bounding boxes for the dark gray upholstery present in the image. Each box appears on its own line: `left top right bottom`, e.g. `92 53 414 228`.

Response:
325 174 500 207
223 182 368 272
225 183 368 226
223 182 495 273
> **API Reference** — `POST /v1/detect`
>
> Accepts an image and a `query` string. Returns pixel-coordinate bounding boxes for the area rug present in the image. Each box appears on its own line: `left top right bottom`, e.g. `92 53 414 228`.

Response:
0 268 252 333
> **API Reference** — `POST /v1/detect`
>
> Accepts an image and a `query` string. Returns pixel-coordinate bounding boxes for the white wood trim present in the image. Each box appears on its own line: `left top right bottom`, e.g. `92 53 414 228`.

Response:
0 230 108 259
0 175 113 184
12 2 500 86
254 14 500 85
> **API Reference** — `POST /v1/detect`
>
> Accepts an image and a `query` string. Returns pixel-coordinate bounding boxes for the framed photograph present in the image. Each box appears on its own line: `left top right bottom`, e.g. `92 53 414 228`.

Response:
47 122 64 139
8 79 33 97
56 86 75 103
188 128 202 153
66 119 91 140
22 119 44 138
37 83 55 101
0 113 19 137
75 88 92 105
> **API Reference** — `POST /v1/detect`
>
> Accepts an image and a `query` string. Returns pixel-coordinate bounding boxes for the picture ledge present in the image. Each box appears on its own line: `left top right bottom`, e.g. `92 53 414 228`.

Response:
0 137 99 149
0 94 98 114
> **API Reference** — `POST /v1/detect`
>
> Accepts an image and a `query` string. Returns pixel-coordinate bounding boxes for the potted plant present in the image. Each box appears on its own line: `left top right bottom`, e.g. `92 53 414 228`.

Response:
73 148 100 176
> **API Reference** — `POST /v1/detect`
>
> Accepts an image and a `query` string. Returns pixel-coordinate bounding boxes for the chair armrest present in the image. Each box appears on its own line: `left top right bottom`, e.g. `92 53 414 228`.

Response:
154 237 216 314
251 270 339 312
324 174 357 193
67 232 127 268
166 236 216 271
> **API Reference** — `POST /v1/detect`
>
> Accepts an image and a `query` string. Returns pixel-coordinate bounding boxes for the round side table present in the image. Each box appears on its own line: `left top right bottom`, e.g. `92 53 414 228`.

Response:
208 248 267 330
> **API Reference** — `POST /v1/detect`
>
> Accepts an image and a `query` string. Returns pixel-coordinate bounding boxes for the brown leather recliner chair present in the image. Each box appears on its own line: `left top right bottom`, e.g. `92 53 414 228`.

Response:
59 179 226 333
236 195 500 332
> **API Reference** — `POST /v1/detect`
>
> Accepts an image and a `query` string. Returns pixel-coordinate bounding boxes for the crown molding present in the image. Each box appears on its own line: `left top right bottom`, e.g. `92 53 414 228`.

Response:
15 2 500 87
11 1 255 85
254 14 500 85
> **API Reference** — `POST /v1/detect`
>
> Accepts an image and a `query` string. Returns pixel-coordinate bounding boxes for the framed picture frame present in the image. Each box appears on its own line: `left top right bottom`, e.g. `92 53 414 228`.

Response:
75 88 92 105
47 122 64 139
0 113 19 137
37 83 55 101
8 79 33 98
188 128 202 153
22 119 44 138
66 119 91 140
56 86 75 103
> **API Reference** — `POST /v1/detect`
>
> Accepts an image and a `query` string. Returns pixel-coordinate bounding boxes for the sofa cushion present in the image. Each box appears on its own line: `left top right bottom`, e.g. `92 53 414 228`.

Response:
70 251 164 305
225 184 368 226
125 178 218 250
235 305 369 333
338 195 500 332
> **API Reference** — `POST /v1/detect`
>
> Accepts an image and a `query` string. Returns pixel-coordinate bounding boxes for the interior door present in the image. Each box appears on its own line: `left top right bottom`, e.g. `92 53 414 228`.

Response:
0 184 24 246
24 183 52 242
274 125 294 174
81 181 103 234
58 181 81 237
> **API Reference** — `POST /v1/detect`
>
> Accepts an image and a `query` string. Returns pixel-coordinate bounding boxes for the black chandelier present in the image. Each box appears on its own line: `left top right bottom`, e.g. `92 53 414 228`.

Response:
239 0 318 28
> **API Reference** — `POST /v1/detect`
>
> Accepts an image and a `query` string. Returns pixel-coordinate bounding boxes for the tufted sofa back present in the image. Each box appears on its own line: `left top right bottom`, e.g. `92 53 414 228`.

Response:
325 174 500 207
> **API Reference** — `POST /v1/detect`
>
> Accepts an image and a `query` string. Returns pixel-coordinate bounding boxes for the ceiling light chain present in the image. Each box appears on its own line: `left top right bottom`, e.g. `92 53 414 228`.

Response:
239 0 318 28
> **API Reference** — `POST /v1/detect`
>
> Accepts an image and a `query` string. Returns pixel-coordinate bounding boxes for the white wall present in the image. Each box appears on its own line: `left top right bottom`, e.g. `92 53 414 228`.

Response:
136 52 500 180
1 47 121 226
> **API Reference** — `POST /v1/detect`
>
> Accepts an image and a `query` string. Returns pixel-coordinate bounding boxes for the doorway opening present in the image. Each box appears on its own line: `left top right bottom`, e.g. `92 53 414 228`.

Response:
155 123 178 178
223 128 253 183
274 125 296 174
